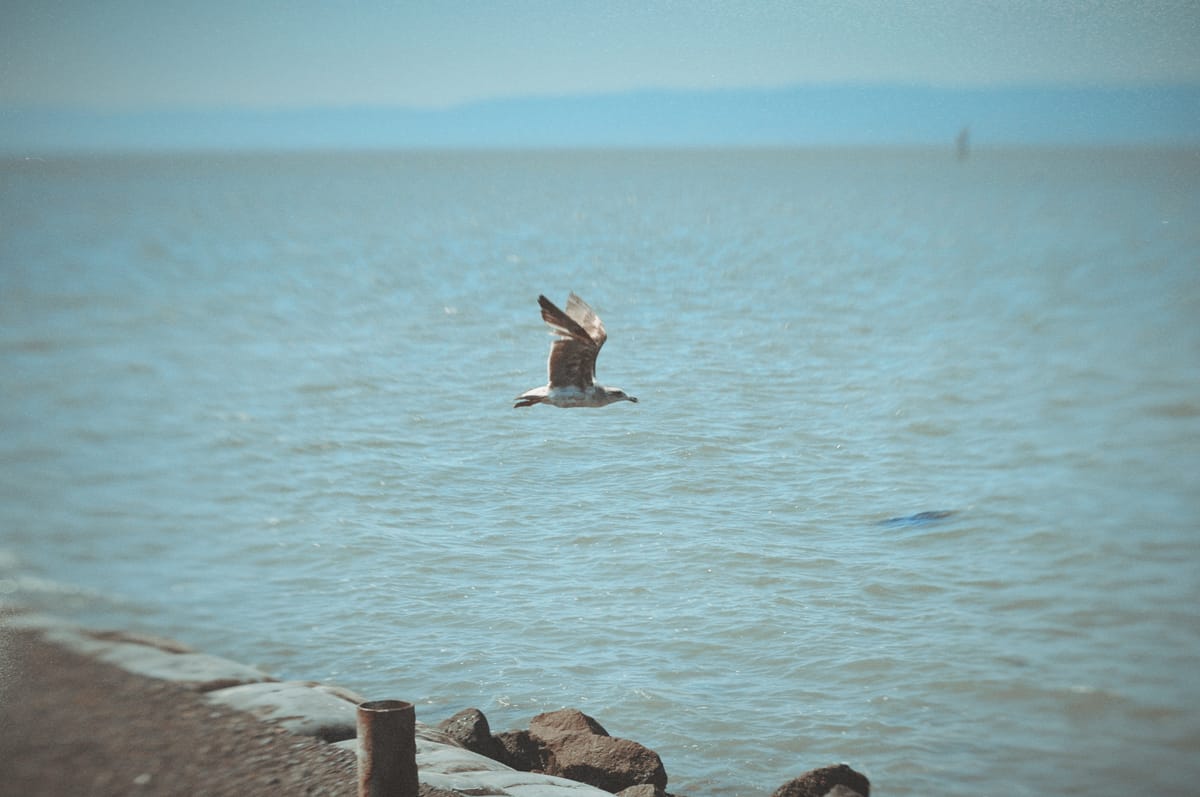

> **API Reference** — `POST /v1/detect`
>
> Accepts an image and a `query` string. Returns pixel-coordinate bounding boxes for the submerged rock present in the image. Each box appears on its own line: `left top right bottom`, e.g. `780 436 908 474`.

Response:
878 510 956 528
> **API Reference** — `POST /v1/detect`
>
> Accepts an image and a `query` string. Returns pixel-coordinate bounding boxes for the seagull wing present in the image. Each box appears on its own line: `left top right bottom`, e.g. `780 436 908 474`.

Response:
564 292 607 349
539 294 603 389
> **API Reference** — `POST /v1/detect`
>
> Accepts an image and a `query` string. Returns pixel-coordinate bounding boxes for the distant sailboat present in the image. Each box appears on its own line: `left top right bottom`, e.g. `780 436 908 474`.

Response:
956 126 971 161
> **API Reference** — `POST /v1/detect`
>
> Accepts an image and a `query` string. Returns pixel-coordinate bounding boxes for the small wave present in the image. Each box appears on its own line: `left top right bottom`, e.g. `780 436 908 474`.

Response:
0 573 110 601
1145 401 1200 419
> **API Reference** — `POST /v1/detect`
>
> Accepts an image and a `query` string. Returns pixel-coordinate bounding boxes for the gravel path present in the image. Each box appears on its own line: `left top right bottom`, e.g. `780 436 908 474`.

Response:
0 623 358 796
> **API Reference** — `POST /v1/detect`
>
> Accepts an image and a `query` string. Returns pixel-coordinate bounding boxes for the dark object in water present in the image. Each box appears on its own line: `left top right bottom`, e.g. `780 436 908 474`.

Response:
879 510 956 527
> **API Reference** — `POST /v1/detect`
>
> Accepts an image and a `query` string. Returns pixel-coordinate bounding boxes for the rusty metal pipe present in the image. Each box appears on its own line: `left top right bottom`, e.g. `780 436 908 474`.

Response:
357 699 418 797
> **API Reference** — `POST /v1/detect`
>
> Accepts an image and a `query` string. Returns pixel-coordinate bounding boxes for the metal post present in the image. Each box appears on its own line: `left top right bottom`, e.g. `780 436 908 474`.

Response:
357 699 418 797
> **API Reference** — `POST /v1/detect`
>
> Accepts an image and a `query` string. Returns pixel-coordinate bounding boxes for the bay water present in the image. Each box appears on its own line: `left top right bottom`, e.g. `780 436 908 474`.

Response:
2 149 1198 796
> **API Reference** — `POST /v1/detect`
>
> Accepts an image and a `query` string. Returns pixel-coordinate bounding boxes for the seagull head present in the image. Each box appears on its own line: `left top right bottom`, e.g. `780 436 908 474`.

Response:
604 387 638 405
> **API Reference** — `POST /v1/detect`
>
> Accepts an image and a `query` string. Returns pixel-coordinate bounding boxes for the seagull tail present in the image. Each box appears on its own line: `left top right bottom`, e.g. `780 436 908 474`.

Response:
514 388 548 408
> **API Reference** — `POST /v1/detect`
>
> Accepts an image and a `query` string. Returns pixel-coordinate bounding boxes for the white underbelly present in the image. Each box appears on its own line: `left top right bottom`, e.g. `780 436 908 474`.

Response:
545 387 591 407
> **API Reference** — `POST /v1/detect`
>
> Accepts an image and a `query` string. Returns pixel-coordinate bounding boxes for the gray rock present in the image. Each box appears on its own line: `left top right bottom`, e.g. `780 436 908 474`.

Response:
420 785 462 797
91 640 273 691
312 682 368 704
206 680 358 741
336 724 515 775
417 745 506 775
615 783 663 797
16 618 275 692
416 723 472 749
85 628 195 653
106 650 269 690
11 616 185 657
423 767 610 797
771 764 869 797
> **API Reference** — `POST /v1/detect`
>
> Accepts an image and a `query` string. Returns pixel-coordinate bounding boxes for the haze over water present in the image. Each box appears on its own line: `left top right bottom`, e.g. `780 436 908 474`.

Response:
2 148 1198 796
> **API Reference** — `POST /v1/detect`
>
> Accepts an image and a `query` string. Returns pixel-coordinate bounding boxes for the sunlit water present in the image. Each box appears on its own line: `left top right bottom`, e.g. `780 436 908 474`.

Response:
2 149 1198 796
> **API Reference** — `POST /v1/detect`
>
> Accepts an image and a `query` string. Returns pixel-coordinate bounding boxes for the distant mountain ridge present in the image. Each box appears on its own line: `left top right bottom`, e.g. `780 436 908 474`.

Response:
2 84 1198 153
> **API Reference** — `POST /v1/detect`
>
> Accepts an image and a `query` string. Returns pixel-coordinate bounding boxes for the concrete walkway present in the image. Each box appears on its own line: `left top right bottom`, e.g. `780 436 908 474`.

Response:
3 611 612 797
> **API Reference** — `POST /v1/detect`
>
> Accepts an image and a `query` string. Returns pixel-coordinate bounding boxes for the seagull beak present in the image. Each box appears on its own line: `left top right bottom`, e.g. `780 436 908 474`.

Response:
628 396 639 403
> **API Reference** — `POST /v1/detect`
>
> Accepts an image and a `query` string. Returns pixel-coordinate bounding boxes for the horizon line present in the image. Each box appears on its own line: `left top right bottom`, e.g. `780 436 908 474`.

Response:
5 79 1200 115
3 83 1197 155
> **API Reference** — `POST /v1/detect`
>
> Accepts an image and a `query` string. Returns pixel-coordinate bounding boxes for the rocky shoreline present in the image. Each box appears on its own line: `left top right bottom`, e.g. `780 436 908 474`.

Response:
0 607 869 797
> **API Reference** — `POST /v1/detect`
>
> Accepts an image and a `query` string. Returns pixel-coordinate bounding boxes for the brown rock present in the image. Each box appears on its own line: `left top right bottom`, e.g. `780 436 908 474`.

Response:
493 729 546 771
529 708 610 739
437 708 504 761
823 787 864 797
542 733 667 794
523 710 667 797
771 763 870 797
498 708 667 794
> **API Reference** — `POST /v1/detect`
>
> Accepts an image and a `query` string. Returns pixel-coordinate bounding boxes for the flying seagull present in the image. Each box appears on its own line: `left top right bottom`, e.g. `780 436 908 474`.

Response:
515 293 638 408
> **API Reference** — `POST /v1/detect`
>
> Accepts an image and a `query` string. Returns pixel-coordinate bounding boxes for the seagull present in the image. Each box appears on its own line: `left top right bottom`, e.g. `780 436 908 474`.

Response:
514 293 638 408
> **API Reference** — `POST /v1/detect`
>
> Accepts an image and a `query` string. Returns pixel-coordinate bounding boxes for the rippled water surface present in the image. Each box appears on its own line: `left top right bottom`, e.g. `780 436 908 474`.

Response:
3 149 1199 796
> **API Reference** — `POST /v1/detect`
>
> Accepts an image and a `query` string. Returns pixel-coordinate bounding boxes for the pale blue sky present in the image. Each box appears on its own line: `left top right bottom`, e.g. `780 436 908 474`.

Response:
3 0 1199 111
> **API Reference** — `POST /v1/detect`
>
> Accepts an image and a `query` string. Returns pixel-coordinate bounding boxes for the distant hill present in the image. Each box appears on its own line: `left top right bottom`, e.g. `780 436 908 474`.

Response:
2 84 1198 154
